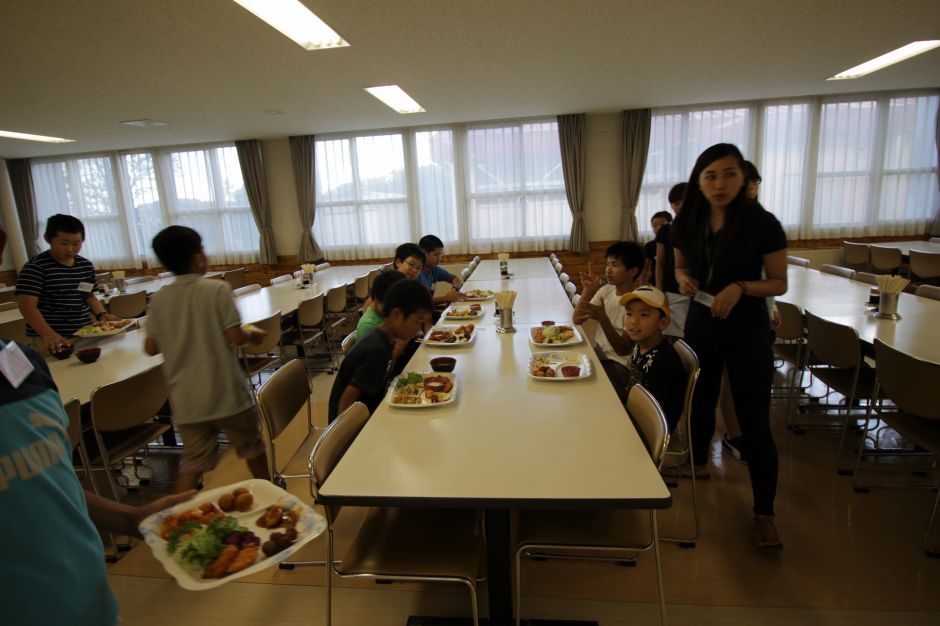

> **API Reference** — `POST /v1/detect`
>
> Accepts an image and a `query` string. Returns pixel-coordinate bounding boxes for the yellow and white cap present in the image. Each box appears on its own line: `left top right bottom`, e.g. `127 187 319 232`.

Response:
618 285 670 320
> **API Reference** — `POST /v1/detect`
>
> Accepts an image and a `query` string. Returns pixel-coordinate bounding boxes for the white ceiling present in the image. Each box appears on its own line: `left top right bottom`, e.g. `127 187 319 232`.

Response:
1 0 939 159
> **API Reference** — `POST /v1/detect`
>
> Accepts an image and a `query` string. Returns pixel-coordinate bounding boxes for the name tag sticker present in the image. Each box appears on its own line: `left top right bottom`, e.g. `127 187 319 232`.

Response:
0 341 35 389
78 282 94 293
692 289 715 308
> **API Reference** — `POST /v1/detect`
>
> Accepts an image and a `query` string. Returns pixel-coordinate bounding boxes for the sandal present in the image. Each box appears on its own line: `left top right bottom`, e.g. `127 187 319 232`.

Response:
754 515 783 548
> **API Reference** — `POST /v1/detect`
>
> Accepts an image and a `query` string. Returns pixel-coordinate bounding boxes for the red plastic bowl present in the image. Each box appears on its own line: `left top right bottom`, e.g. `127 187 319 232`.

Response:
429 357 456 373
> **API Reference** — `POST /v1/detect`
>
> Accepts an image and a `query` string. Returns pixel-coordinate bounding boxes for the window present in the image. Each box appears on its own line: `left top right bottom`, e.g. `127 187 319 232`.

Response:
32 143 258 269
637 106 752 238
639 91 938 240
313 119 571 258
32 155 136 267
464 121 570 252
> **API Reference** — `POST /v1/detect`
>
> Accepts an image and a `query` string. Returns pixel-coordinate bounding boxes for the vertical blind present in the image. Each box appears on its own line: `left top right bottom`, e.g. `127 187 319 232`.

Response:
31 143 257 268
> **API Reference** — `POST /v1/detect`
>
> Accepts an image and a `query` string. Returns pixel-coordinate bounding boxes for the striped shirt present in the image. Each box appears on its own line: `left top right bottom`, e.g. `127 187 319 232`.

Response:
15 251 96 337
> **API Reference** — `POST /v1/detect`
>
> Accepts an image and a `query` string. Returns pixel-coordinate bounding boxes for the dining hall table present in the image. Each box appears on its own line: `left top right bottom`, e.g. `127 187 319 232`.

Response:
875 239 940 259
780 265 940 362
317 258 672 625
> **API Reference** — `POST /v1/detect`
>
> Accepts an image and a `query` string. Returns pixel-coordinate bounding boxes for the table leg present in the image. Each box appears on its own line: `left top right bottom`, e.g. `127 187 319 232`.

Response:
484 508 513 625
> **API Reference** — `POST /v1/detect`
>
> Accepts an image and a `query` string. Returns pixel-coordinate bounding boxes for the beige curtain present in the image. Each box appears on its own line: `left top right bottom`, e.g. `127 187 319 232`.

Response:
620 109 652 241
6 158 41 258
558 113 587 253
288 135 323 262
234 140 278 264
931 105 940 235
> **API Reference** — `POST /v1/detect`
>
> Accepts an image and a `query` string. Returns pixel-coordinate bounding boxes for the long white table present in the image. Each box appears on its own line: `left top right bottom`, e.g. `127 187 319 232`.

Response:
780 265 940 362
464 256 558 281
877 239 940 258
318 257 670 625
447 277 575 325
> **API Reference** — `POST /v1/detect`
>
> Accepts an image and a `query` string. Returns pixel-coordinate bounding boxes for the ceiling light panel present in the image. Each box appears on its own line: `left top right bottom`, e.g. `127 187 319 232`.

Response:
232 0 349 50
364 85 426 114
828 40 940 80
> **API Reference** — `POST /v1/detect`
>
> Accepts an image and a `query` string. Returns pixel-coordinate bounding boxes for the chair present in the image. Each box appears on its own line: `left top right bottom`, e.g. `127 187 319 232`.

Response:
570 293 581 307
341 331 357 354
315 262 331 271
88 364 172 503
842 241 870 272
108 291 147 318
64 397 91 483
222 268 247 290
270 274 293 286
313 403 485 626
472 255 481 264
514 385 668 626
0 290 15 305
869 244 902 275
352 274 370 307
158 271 174 279
0 301 17 312
559 272 570 286
772 301 810 424
915 284 940 301
95 271 113 283
366 268 381 289
233 283 262 297
293 270 304 279
860 340 940 556
255 359 320 486
804 311 878 472
283 293 332 372
910 250 940 282
460 267 472 281
931 237 940 243
553 260 563 274
125 275 154 285
564 281 577 299
853 272 878 286
787 256 810 267
0 318 29 343
820 264 855 279
325 284 355 352
240 311 283 385
661 339 701 547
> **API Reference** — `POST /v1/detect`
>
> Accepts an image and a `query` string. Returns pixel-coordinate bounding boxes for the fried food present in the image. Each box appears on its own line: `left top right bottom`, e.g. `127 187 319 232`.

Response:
218 493 235 512
234 492 254 512
225 545 259 574
202 544 239 579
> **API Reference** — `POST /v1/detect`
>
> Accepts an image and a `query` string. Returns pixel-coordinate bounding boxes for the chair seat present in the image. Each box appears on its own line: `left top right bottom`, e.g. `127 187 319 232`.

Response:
279 428 322 478
882 412 940 455
282 327 325 346
337 507 483 581
88 423 171 466
811 366 877 398
517 508 653 550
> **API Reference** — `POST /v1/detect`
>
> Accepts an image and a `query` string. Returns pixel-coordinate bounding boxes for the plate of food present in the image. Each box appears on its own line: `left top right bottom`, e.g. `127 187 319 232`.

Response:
528 352 593 381
442 303 484 320
423 325 476 346
530 324 582 347
73 319 135 337
388 372 457 408
139 479 326 590
461 289 494 301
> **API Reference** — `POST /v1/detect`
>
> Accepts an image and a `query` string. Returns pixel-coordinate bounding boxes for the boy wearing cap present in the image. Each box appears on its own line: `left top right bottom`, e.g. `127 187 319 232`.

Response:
620 286 686 432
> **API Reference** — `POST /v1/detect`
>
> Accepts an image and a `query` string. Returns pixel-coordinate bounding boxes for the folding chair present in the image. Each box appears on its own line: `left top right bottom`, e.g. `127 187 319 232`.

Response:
787 256 810 267
514 386 668 626
233 284 262 297
240 311 283 386
270 274 293 285
222 268 247 290
820 264 855 279
869 245 902 275
313 403 484 626
915 285 940 301
842 241 870 272
108 291 147 318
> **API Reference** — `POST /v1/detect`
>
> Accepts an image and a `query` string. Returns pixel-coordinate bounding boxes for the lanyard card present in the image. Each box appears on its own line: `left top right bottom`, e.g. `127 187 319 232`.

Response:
0 341 35 388
692 289 715 309
78 281 95 293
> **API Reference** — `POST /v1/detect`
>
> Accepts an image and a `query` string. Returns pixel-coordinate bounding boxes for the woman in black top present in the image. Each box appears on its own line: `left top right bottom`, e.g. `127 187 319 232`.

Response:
672 143 788 548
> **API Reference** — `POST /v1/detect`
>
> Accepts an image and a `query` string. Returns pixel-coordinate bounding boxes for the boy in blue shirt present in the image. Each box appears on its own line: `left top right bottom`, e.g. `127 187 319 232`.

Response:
418 234 465 306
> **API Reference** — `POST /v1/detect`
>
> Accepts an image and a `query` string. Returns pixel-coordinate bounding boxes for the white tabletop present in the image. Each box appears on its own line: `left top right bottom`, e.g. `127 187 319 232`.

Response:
235 264 378 322
465 257 558 281
877 240 940 257
445 277 574 326
319 260 671 510
46 328 164 403
779 266 940 362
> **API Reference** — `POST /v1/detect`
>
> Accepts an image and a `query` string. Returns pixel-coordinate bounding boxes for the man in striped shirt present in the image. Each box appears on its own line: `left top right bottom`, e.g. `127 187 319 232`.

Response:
15 214 119 354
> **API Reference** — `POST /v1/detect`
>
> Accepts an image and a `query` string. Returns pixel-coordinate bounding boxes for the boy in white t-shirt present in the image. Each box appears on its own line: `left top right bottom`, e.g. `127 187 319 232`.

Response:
572 241 647 399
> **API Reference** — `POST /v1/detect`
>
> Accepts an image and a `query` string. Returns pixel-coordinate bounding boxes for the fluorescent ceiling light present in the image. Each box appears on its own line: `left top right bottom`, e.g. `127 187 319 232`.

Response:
365 85 426 114
0 129 74 143
232 0 349 50
120 119 168 127
828 40 940 80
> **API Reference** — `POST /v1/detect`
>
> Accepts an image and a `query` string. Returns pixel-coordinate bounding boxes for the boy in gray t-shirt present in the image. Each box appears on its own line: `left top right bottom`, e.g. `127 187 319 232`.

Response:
145 226 268 493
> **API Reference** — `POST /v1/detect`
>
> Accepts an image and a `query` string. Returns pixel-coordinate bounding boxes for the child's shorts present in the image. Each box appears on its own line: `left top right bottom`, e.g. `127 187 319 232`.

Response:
176 407 265 475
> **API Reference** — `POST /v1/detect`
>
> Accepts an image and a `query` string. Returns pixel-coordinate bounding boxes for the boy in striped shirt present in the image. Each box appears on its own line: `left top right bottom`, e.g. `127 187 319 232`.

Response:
15 214 119 355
